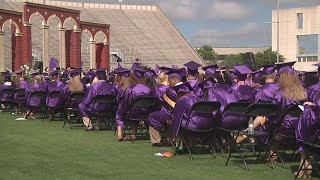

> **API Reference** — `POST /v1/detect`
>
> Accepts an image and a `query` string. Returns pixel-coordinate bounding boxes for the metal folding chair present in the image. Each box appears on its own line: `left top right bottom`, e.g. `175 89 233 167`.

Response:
45 91 65 121
88 94 117 131
0 88 15 112
124 96 158 141
14 88 27 114
26 91 47 119
177 101 221 159
63 92 85 129
225 102 279 171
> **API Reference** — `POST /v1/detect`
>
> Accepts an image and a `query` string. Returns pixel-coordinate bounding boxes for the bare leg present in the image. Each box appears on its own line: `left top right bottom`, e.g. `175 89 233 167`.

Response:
117 126 123 141
295 153 312 178
149 126 161 144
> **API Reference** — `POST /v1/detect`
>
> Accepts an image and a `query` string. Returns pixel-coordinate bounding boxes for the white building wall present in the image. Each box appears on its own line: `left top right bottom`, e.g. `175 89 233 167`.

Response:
272 6 320 71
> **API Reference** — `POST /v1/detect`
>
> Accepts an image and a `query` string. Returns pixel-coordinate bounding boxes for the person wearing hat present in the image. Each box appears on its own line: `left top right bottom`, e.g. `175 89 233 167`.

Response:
114 68 131 103
146 69 170 146
79 68 116 130
116 68 152 141
171 82 217 144
23 74 47 120
61 69 85 110
230 64 255 102
184 61 202 89
46 70 66 121
0 71 15 110
254 64 279 103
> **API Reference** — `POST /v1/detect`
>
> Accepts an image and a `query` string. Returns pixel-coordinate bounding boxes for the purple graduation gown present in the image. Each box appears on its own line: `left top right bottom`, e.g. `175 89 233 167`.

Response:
115 84 151 127
14 80 29 103
46 80 65 108
306 82 320 103
79 81 116 117
296 104 320 152
26 82 47 107
229 84 255 102
147 84 170 129
172 92 217 137
254 82 279 103
0 82 15 101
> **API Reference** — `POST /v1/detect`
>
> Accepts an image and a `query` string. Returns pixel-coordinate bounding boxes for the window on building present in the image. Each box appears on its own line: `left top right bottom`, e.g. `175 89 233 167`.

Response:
297 13 303 29
297 35 319 62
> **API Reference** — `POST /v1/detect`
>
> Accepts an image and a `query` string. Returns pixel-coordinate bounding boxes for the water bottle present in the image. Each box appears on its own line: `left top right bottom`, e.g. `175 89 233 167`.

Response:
248 117 254 135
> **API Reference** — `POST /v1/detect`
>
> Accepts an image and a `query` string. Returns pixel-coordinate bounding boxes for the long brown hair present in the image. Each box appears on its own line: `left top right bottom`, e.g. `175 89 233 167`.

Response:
120 76 131 91
68 76 84 92
278 72 307 101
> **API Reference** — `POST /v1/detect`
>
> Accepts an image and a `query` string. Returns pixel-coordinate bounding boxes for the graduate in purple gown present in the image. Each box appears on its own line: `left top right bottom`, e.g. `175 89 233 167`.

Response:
0 72 15 109
24 74 47 120
79 69 116 129
171 82 218 140
62 69 85 109
306 63 320 103
194 65 219 97
147 71 170 145
114 68 131 103
183 61 202 89
46 70 65 120
294 99 320 178
116 68 152 141
229 65 255 102
254 64 279 103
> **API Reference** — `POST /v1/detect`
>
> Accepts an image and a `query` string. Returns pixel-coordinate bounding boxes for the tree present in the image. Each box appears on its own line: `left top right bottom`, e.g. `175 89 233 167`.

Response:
196 44 216 64
254 48 284 68
223 54 244 67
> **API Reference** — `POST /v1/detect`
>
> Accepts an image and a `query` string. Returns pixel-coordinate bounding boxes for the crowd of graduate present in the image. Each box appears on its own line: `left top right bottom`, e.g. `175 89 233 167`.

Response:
0 59 319 178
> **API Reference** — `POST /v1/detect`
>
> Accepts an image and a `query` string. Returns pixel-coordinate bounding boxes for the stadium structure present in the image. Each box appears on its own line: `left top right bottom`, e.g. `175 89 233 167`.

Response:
0 0 205 72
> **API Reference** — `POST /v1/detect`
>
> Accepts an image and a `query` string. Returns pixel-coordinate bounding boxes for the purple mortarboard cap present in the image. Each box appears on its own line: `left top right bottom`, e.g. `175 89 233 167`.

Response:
229 72 237 81
173 82 193 95
145 69 156 78
180 68 187 77
70 69 81 78
166 68 183 79
276 61 296 75
262 64 276 75
251 70 262 83
172 65 179 69
184 61 202 76
61 71 69 79
134 69 146 79
117 68 131 77
132 61 141 70
50 70 60 78
159 67 171 74
202 64 219 76
49 57 60 71
234 64 253 81
197 77 216 90
96 68 106 76
86 71 96 77
2 71 11 78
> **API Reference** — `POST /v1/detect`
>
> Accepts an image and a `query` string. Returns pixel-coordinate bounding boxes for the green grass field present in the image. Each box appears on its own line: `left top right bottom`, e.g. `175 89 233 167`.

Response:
0 112 313 180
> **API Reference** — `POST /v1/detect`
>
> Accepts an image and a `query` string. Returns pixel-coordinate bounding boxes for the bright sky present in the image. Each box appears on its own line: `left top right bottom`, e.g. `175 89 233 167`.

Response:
156 0 320 48
91 0 320 48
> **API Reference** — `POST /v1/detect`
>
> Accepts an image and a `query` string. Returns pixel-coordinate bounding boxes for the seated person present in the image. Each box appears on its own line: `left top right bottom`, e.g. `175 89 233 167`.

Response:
79 69 115 130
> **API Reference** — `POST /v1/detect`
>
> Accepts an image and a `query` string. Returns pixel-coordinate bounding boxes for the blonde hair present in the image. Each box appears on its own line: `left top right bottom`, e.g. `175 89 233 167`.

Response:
68 76 84 92
278 72 307 101
156 72 169 85
120 76 131 91
32 75 43 85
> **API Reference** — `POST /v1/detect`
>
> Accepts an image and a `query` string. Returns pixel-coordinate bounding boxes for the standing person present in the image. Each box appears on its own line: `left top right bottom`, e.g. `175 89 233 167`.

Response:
79 69 116 130
116 68 151 141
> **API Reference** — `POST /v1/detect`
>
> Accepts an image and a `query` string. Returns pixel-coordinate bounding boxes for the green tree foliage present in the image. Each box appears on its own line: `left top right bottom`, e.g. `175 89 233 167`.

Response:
197 44 216 64
254 48 284 68
223 54 244 67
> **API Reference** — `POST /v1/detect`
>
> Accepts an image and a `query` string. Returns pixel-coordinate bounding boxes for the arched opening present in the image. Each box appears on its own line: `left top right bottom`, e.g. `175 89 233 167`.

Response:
30 13 45 72
48 15 61 64
2 21 15 71
81 30 92 70
64 18 77 68
95 31 108 69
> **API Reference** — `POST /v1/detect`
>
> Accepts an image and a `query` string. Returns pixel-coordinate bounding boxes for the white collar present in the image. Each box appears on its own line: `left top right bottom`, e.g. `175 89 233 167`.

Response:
174 82 183 86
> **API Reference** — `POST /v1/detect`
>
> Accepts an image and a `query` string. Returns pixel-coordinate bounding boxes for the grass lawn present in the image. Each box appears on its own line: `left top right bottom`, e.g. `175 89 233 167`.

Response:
0 112 311 180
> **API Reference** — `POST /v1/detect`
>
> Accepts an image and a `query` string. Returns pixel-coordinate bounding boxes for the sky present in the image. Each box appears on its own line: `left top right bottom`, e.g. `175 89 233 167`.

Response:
156 0 320 48
89 0 320 48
